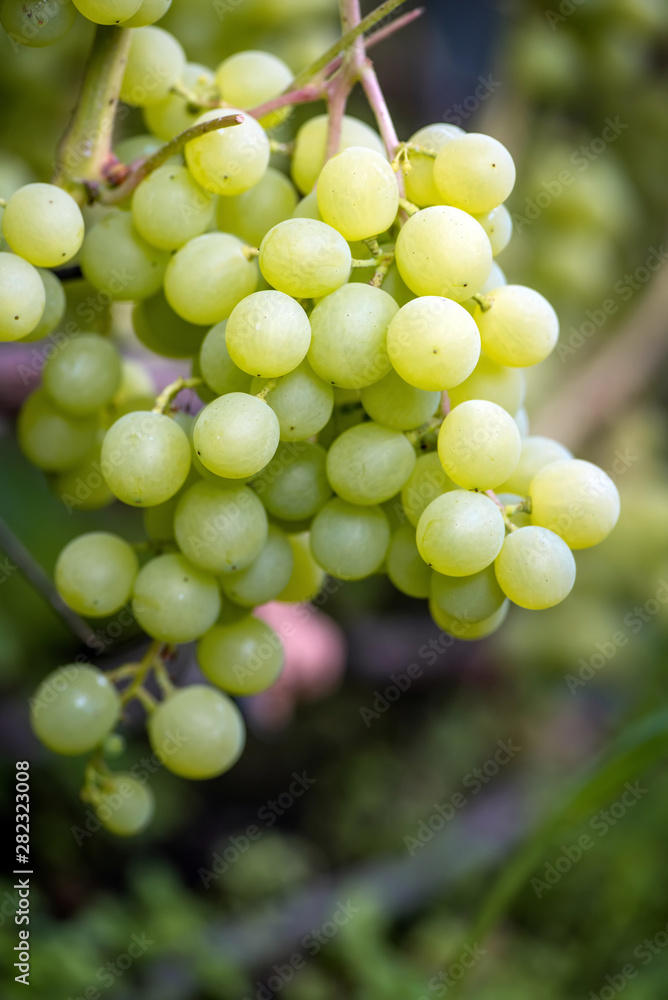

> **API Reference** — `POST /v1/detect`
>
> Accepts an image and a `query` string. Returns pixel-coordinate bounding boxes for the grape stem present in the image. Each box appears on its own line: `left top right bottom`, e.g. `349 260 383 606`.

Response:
405 416 443 448
472 292 493 311
484 490 527 532
398 197 420 217
255 379 279 400
119 640 163 706
152 376 204 415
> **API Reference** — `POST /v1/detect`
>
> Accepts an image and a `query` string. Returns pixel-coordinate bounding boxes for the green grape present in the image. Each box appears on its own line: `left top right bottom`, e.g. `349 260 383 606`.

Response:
0 0 76 47
132 552 221 642
473 204 512 257
53 434 115 512
18 388 97 471
277 532 325 601
122 0 172 26
308 283 397 388
72 0 141 22
310 498 390 580
291 113 384 194
101 411 191 506
404 123 463 207
480 260 507 294
416 491 505 576
447 353 525 415
473 285 559 367
56 532 138 617
143 494 178 541
495 525 576 609
199 320 252 394
30 665 121 756
0 252 45 341
131 165 214 250
148 685 245 780
94 774 155 836
499 436 572 496
112 357 156 408
174 479 268 573
198 618 284 695
185 107 270 197
259 218 351 298
133 290 208 359
326 422 416 505
438 399 521 490
216 167 298 247
143 62 215 139
395 206 492 301
164 232 258 325
194 393 280 479
43 334 122 416
529 459 621 549
400 451 457 527
120 26 185 106
386 523 431 598
20 268 66 342
215 49 293 128
3 182 83 266
189 356 217 405
433 133 516 214
291 190 321 220
114 133 164 165
316 147 399 242
429 598 509 640
252 441 331 521
225 290 311 378
220 524 293 606
251 361 334 441
386 296 480 391
431 564 506 624
81 212 170 301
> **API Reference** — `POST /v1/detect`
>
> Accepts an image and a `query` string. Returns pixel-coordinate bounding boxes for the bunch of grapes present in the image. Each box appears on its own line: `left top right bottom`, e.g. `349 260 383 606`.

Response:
1 0 620 836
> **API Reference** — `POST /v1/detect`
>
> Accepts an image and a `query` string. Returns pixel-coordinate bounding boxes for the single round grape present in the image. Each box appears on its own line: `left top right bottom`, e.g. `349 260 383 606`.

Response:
433 133 516 214
360 369 439 431
495 525 576 609
416 490 505 576
499 436 572 496
317 147 399 242
386 296 480 391
185 107 270 197
215 49 293 128
174 479 268 573
448 353 525 415
132 552 220 643
120 25 185 106
277 532 326 602
438 399 521 490
251 361 334 441
148 684 245 779
0 252 45 341
400 451 457 527
291 190 321 220
216 167 298 247
473 204 512 257
20 268 66 342
198 618 284 695
81 211 170 301
431 564 506 624
56 532 138 617
326 422 416 506
194 393 280 479
112 358 156 409
122 0 172 27
220 525 293 606
259 218 351 299
395 206 492 302
43 334 122 416
310 498 390 580
199 320 252 395
18 388 97 471
101 411 191 506
31 665 121 756
3 182 83 266
474 285 559 367
133 289 207 358
429 598 509 640
72 0 141 23
291 113 384 194
403 123 463 207
94 774 155 837
225 290 311 378
386 523 431 598
252 442 331 521
164 232 258 325
131 165 214 250
529 459 621 549
143 61 215 139
0 0 76 47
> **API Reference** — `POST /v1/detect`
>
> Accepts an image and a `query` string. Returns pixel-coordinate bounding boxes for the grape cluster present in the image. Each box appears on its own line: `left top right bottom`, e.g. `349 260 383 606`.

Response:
2 10 621 836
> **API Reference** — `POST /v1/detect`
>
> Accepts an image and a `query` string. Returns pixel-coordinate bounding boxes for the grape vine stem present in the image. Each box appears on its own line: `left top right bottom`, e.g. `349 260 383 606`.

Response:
152 376 203 414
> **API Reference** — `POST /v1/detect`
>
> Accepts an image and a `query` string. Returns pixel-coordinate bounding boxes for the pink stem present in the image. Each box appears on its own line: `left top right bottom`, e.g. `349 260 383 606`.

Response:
247 83 325 121
359 62 406 197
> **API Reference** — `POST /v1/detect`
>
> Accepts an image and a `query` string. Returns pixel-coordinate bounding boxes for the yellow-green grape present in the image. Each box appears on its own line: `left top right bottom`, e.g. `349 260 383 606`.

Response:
94 774 155 837
386 296 480 391
174 479 268 573
311 498 390 580
400 452 457 527
164 233 258 325
199 320 252 395
225 290 311 378
114 133 164 165
122 0 172 26
220 524 293 606
72 0 141 23
120 26 185 106
479 260 507 295
131 165 214 250
81 212 170 301
215 49 293 129
431 564 506 624
473 205 512 257
291 190 321 220
148 685 245 780
473 285 559 367
429 598 509 640
251 361 334 441
53 435 115 512
360 369 439 431
55 532 138 617
448 353 525 415
386 523 431 598
308 283 397 388
395 206 492 301
132 552 220 642
19 268 65 342
437 399 521 490
216 168 298 247
495 525 576 610
0 0 77 47
499 436 572 496
316 147 399 242
259 218 351 298
0 252 45 340
198 617 284 695
325 422 416 506
529 459 621 549
18 388 97 471
193 393 280 479
133 290 208 358
291 113 384 194
404 123 464 207
112 358 156 409
277 532 325 602
143 62 215 139
185 107 270 197
101 411 191 506
252 442 331 521
30 665 121 756
416 491 505 576
43 334 122 416
433 133 516 214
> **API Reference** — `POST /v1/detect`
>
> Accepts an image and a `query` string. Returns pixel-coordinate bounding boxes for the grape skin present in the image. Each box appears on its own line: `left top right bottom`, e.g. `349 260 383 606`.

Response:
30 665 121 756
